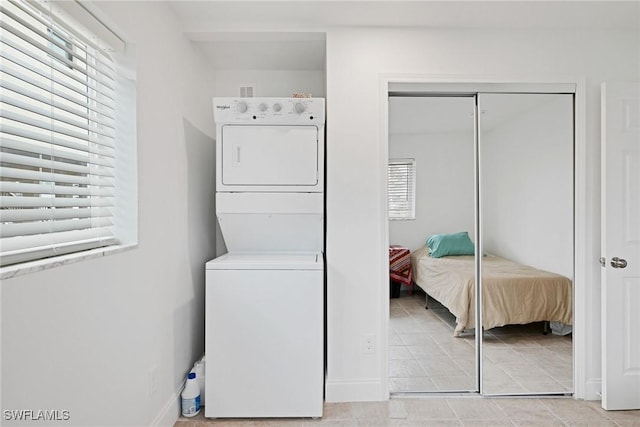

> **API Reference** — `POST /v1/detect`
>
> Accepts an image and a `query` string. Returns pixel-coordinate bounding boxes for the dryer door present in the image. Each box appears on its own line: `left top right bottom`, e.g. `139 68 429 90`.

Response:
221 125 319 187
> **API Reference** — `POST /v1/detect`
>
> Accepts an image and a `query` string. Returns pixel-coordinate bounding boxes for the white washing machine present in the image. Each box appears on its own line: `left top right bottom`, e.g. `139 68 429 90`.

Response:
205 97 325 418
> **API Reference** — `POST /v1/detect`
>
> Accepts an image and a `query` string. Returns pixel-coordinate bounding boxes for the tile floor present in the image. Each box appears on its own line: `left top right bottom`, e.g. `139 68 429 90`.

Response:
176 291 639 426
175 397 640 426
389 292 572 394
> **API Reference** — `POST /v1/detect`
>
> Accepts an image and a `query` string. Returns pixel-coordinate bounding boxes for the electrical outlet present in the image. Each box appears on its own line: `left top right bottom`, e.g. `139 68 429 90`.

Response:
363 333 376 354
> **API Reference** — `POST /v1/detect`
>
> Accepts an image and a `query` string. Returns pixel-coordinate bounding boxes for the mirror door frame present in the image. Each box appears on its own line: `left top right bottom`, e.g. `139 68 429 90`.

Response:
379 76 587 399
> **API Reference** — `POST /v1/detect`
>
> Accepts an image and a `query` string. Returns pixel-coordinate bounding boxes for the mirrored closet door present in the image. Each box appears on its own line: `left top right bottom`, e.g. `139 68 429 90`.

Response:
388 91 574 396
388 96 478 393
479 93 574 395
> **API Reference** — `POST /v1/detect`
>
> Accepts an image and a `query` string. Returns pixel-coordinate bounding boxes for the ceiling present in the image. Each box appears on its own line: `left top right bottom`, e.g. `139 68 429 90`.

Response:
165 1 639 70
169 1 639 32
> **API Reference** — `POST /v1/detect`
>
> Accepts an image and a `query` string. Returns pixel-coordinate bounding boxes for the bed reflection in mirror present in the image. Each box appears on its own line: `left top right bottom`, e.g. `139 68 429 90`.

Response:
387 92 574 396
479 93 574 395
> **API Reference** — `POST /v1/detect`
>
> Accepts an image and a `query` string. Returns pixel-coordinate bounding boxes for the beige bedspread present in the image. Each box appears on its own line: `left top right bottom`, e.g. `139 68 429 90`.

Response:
411 246 572 336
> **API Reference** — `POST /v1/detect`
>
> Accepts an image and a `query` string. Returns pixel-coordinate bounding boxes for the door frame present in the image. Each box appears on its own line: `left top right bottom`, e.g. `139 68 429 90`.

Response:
379 75 587 399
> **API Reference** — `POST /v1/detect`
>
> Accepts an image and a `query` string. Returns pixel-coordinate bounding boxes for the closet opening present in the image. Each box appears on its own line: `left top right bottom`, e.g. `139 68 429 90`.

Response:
386 86 575 397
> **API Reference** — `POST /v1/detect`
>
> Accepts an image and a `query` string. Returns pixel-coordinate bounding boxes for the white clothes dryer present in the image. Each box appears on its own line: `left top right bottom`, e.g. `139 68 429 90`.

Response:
214 97 324 193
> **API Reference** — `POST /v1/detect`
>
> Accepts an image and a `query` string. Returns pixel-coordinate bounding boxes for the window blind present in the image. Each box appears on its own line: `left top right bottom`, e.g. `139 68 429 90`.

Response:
1 0 118 267
388 159 416 220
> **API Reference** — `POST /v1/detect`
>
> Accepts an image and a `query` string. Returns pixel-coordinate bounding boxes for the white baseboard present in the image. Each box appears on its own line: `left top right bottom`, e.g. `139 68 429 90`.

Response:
325 378 384 402
585 378 602 401
150 384 183 427
152 355 206 426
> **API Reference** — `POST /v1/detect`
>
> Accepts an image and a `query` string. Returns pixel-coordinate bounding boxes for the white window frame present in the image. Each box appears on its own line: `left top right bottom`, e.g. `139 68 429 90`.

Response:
0 0 134 270
388 158 416 220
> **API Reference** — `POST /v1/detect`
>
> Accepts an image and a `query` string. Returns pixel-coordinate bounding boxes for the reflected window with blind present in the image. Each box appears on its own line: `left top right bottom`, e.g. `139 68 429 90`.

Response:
0 0 122 267
388 158 416 220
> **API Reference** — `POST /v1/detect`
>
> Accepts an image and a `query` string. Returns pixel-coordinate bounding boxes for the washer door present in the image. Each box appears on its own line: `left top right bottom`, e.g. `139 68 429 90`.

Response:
221 125 319 187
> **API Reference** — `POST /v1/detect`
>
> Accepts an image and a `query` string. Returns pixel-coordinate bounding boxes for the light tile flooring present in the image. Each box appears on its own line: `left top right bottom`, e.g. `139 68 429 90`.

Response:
175 292 640 426
390 292 573 394
175 398 640 426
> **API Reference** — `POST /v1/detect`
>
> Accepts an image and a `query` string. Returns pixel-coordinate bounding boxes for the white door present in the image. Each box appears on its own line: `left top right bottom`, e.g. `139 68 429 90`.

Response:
221 125 319 186
601 82 640 410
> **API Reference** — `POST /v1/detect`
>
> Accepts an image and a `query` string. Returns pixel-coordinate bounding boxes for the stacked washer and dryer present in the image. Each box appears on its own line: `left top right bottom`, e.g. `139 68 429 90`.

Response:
205 97 325 418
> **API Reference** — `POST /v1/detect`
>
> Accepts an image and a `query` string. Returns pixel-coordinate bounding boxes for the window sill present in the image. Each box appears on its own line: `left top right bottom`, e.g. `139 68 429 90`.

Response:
0 244 138 280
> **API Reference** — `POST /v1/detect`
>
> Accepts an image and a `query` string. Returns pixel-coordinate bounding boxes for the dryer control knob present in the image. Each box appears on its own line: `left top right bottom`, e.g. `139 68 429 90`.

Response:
236 101 248 113
273 103 282 112
294 102 306 114
258 103 267 112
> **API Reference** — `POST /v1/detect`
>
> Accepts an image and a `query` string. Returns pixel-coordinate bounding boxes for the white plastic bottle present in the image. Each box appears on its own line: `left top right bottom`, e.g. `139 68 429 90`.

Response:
193 360 205 406
181 372 201 417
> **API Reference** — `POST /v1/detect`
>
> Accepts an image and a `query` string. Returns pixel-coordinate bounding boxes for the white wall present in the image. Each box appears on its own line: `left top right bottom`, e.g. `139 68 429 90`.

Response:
325 27 639 402
1 2 216 426
482 94 574 278
388 131 475 251
214 69 325 98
